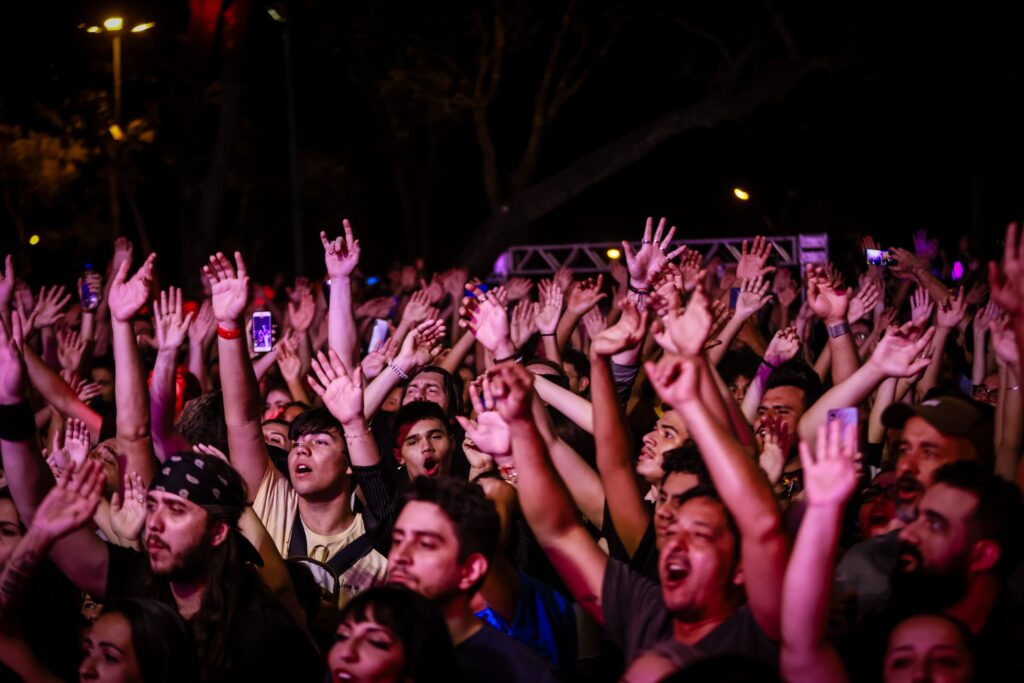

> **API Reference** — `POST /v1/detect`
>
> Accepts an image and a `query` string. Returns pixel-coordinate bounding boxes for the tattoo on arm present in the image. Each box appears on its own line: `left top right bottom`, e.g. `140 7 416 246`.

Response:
0 549 42 622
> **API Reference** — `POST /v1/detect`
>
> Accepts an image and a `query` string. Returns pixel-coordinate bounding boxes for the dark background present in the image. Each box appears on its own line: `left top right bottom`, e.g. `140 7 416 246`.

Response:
2 0 1023 289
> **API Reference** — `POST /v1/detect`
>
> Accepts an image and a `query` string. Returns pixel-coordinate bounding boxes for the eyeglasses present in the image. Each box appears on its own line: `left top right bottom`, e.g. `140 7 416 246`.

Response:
972 384 998 402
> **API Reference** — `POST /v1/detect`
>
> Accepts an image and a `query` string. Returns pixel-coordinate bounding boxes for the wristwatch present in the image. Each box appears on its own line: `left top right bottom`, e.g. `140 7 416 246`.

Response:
827 321 851 338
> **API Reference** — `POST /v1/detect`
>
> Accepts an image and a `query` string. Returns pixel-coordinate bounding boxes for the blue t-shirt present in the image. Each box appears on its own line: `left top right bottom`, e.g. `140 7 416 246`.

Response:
476 572 577 671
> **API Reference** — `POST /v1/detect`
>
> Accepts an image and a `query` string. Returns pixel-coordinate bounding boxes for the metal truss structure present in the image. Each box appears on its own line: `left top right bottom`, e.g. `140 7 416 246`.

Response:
491 233 829 279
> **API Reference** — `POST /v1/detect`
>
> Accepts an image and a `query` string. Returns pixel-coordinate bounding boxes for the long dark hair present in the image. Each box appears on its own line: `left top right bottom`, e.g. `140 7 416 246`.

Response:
336 586 459 681
102 598 198 683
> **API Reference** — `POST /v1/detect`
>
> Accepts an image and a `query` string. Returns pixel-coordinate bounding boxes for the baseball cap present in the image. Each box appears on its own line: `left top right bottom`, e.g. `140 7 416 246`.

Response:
882 395 994 468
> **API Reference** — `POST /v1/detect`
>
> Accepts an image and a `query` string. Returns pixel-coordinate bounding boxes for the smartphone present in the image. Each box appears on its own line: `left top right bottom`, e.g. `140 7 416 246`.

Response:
827 407 859 432
729 287 741 309
252 312 273 353
369 318 389 351
865 248 895 267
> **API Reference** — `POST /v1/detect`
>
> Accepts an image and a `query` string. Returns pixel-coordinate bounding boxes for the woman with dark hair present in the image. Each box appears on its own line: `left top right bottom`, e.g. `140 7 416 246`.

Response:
79 598 199 683
328 585 459 682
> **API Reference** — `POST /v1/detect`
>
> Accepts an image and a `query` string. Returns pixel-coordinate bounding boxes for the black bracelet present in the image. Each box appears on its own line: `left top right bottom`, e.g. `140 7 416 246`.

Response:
628 282 651 296
762 360 778 370
493 350 524 364
539 333 556 337
0 402 35 441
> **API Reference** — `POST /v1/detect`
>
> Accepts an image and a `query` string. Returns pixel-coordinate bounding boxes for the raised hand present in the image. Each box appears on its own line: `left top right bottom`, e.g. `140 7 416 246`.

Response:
805 265 849 324
438 268 469 300
657 286 712 357
0 313 25 403
31 460 105 543
866 321 935 378
566 276 607 317
735 275 772 320
800 419 859 508
758 415 791 485
276 336 303 382
936 286 966 329
203 252 250 325
535 280 563 335
321 220 361 279
644 353 699 409
910 287 934 326
456 378 512 461
591 299 648 357
487 362 535 423
396 319 446 370
460 287 511 355
64 417 91 467
360 336 397 380
989 223 1024 316
109 253 158 323
109 471 148 543
503 277 533 302
61 369 101 404
401 289 435 327
56 327 87 371
111 237 133 281
964 280 989 306
736 235 776 281
287 286 315 334
678 249 705 291
509 301 538 350
847 281 881 323
0 254 14 312
991 316 1019 365
355 296 394 320
973 299 999 336
622 217 688 288
579 305 606 340
764 326 801 367
553 266 574 295
912 228 939 262
607 258 629 290
153 287 195 351
27 285 71 331
890 247 925 282
308 349 365 425
188 300 215 348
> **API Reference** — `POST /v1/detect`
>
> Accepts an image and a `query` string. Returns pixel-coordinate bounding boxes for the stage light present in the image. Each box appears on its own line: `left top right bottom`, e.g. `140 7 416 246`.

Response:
29 234 40 246
606 248 621 259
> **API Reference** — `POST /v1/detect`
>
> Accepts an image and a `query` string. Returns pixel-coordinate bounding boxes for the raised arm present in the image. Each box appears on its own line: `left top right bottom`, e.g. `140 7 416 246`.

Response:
22 345 103 440
805 265 858 385
490 362 610 623
780 421 856 683
204 252 272 496
107 252 159 484
361 319 445 419
589 300 652 557
708 275 771 366
150 287 196 461
647 354 787 639
798 321 935 447
741 327 802 422
919 288 966 396
322 221 361 372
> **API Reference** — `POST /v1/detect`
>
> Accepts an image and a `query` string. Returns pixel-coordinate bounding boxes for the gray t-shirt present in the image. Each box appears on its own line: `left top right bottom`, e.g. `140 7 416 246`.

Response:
601 557 778 668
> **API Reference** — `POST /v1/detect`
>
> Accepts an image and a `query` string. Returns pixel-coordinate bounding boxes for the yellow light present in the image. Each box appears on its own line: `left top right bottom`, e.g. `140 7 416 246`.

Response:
108 124 125 141
733 187 750 201
606 248 621 260
131 22 155 33
29 235 40 246
103 17 123 31
86 25 102 33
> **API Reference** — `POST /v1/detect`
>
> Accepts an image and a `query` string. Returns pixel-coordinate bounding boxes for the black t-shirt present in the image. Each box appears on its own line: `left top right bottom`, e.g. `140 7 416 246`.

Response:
600 500 659 582
106 544 321 683
601 557 778 669
456 623 561 683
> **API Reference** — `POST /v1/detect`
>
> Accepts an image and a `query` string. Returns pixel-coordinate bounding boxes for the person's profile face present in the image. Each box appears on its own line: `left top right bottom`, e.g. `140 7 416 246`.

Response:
639 410 687 485
883 615 973 683
387 501 468 601
79 612 144 683
328 612 407 683
402 372 449 413
0 499 24 570
658 497 739 618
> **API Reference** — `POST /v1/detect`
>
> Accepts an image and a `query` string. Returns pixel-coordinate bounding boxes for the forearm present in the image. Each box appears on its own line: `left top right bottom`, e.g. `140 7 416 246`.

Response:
252 347 280 382
868 377 897 445
532 374 593 433
709 316 745 366
827 330 860 385
918 327 951 396
556 313 582 353
996 364 1022 482
188 340 209 392
971 330 987 385
813 343 831 382
284 376 310 405
741 361 775 423
328 277 358 371
150 350 192 462
541 334 562 366
217 328 272 492
339 417 380 467
112 322 156 483
363 361 407 420
439 331 475 375
799 363 886 446
510 418 587 543
591 352 649 555
916 270 950 305
0 527 52 622
780 503 849 683
23 347 102 441
707 360 757 449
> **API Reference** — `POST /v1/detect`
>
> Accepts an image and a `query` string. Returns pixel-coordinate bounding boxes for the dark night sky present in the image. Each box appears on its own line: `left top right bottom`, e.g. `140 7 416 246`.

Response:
3 1 1024 285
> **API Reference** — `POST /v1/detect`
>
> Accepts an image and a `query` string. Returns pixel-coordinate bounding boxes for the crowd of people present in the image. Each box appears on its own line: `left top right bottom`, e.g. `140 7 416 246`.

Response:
0 218 1021 682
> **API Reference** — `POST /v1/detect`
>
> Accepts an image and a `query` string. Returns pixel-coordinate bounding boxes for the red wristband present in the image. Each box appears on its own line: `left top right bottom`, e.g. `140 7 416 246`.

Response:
217 325 242 340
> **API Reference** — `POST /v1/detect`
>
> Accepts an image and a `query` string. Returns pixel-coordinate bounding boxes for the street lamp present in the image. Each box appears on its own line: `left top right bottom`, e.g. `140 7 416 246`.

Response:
80 16 156 124
733 187 750 201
